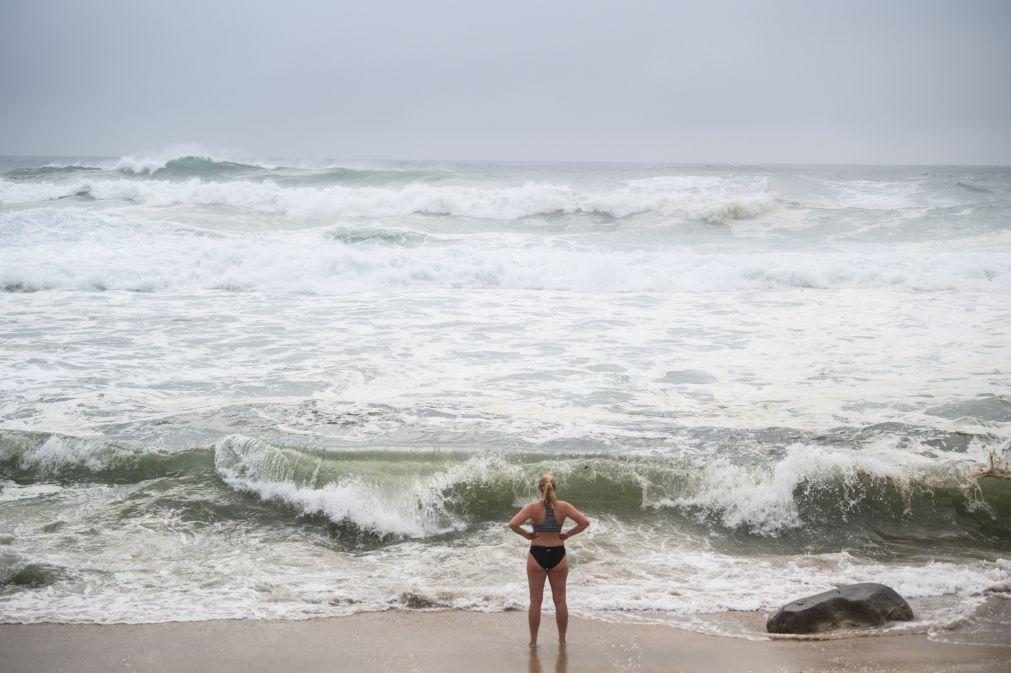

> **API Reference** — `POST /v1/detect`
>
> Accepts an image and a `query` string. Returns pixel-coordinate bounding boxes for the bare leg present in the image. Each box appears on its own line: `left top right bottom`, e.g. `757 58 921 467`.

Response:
526 553 547 647
547 555 569 647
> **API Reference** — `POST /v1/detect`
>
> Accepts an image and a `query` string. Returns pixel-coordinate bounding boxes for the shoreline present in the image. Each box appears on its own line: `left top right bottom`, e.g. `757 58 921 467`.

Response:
2 610 1009 673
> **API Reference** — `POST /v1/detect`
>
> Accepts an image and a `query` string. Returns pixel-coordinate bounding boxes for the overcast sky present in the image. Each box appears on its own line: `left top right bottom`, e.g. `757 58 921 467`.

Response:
1 0 1009 164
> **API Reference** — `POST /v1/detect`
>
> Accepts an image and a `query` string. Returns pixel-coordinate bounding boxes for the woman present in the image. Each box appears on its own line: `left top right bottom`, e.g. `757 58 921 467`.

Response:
509 473 590 648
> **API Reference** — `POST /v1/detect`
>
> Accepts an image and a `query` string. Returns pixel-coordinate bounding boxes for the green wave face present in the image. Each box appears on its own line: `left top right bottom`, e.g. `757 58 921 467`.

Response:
3 431 1008 552
144 156 261 178
108 155 452 185
3 165 102 180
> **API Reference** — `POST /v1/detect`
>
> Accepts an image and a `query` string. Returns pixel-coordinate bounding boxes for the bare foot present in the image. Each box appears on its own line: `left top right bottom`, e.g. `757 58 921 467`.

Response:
529 642 538 649
559 641 566 648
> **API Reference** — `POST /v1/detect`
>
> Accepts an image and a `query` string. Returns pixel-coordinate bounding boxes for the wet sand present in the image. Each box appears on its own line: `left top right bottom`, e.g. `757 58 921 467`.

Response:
2 610 1009 673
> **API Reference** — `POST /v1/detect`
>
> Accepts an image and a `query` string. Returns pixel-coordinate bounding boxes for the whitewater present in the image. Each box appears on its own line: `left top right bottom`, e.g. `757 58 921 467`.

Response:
1 152 1009 643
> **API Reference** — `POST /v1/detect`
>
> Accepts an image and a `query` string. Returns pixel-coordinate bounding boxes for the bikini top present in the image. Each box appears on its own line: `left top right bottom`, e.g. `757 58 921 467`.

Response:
532 505 562 534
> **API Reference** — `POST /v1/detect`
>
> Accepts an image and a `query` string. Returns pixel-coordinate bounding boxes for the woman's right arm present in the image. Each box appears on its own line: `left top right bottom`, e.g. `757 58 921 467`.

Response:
509 504 535 540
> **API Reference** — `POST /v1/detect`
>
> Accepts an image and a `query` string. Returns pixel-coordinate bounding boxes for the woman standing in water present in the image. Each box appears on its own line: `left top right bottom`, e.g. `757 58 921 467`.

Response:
509 474 591 648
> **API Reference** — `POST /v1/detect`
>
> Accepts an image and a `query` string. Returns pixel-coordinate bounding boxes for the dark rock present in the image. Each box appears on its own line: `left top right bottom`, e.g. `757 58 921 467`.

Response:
766 583 913 634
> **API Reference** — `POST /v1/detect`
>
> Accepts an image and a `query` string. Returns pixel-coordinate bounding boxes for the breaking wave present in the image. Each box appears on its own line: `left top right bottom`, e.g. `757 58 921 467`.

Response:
108 147 277 176
0 175 778 221
4 430 1008 543
212 436 524 538
0 431 208 482
2 165 102 181
4 146 451 185
118 155 262 178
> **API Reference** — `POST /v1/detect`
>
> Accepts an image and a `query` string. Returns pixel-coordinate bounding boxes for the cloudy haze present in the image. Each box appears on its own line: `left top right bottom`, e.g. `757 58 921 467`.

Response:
1 0 1009 164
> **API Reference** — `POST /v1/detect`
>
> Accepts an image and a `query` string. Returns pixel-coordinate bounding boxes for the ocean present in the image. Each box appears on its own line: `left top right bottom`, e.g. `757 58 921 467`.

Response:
1 152 1009 642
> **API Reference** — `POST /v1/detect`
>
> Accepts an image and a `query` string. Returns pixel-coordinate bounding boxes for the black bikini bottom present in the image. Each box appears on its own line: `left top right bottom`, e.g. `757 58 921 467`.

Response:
529 545 566 570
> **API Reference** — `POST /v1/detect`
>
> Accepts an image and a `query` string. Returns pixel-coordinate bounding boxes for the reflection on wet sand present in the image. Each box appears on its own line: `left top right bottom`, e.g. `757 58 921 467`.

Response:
529 648 567 673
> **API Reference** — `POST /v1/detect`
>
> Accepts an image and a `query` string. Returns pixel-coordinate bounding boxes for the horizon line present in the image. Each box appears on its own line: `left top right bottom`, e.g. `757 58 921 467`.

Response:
1 152 1009 170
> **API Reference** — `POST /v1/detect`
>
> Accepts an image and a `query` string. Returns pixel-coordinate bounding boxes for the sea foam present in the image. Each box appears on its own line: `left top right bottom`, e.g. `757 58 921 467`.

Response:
2 208 1008 293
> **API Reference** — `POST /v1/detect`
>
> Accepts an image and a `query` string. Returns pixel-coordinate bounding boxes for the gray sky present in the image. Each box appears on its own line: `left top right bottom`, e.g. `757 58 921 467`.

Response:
1 0 1009 164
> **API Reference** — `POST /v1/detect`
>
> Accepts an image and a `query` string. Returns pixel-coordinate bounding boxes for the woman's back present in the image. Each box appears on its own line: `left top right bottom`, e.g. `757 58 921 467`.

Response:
530 501 566 546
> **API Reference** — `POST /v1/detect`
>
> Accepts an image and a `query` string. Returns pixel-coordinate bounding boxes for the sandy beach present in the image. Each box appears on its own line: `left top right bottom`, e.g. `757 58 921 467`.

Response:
2 611 1009 673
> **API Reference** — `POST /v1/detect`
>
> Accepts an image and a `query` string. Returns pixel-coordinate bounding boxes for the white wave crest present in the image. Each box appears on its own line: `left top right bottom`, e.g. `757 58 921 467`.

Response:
108 144 272 174
0 180 88 203
0 174 777 222
664 444 979 535
212 435 521 538
0 432 138 476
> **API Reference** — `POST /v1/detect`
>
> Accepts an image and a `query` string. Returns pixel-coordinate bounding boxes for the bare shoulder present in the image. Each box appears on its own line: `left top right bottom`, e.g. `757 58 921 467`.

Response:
558 500 589 522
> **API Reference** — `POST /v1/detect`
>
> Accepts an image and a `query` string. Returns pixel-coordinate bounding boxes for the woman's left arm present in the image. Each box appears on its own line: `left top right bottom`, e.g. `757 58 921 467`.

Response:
508 504 535 540
559 503 590 541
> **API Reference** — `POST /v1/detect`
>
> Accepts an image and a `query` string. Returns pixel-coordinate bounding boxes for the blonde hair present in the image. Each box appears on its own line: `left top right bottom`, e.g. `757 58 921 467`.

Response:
538 473 558 507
